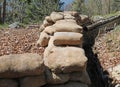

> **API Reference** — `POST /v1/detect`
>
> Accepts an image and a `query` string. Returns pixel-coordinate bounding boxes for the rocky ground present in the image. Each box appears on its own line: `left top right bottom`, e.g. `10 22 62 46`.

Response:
94 25 120 85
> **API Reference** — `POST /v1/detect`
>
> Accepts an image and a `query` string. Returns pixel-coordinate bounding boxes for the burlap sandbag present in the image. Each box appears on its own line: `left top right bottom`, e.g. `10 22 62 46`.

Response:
45 16 53 23
79 15 91 25
44 47 88 73
39 24 45 32
43 20 54 27
45 82 88 87
70 71 91 85
44 37 56 59
45 68 69 85
37 32 50 47
53 32 83 46
0 53 44 78
20 75 46 87
50 12 64 22
64 11 79 17
43 26 56 35
64 13 75 19
53 20 83 33
0 79 18 87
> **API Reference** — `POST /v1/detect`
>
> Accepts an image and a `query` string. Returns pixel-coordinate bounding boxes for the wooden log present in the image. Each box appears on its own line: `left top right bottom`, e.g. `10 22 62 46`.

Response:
85 15 120 31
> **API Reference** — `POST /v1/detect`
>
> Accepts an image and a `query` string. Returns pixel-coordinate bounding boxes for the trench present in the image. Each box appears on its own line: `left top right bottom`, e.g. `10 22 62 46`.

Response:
83 30 112 87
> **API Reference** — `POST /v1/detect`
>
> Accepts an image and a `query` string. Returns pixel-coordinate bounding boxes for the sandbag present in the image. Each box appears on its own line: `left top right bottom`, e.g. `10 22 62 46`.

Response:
44 47 88 73
50 12 64 22
44 37 56 59
45 68 69 84
64 11 79 17
0 79 18 87
53 32 83 46
70 71 91 85
39 24 45 32
43 20 54 27
64 13 75 19
20 75 46 87
0 53 44 78
43 26 56 35
53 20 83 33
45 82 88 87
37 32 50 47
45 16 53 22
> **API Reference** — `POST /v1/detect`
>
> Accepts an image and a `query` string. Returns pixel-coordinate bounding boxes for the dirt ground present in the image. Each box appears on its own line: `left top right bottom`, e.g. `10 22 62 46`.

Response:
0 28 44 56
94 27 120 84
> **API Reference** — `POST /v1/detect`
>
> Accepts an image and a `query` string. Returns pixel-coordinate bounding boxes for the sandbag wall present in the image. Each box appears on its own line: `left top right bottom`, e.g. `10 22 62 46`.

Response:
0 11 91 87
0 53 46 87
37 11 91 87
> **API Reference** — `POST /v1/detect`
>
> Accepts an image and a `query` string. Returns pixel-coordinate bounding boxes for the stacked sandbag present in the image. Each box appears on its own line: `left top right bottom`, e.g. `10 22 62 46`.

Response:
0 53 46 87
37 11 91 87
37 11 83 47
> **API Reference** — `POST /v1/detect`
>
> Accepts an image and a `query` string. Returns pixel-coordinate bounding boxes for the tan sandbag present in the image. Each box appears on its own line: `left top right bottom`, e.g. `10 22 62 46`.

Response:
64 13 75 19
0 53 44 78
70 71 91 85
44 47 88 73
53 32 83 46
53 20 83 33
0 79 18 87
50 12 64 22
45 82 88 87
43 20 54 27
45 68 69 84
43 26 56 35
79 15 91 25
64 11 79 17
20 75 46 87
44 37 56 59
39 24 45 32
37 32 50 47
45 16 54 22
43 20 81 35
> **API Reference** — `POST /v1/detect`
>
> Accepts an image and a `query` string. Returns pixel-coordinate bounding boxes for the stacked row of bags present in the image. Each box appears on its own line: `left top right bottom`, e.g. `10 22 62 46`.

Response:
37 11 91 86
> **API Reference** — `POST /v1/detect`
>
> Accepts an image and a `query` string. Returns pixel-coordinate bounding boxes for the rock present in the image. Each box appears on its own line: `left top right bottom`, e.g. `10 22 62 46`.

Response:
44 82 88 87
53 32 83 46
70 71 91 85
0 53 44 78
0 79 18 87
45 68 69 84
26 25 40 29
20 75 46 87
91 15 104 22
37 32 50 47
8 22 20 29
111 64 120 81
50 12 64 22
44 47 88 73
53 20 83 33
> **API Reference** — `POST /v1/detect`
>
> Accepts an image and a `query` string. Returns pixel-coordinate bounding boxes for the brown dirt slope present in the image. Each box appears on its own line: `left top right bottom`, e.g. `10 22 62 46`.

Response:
0 29 44 56
94 25 120 84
